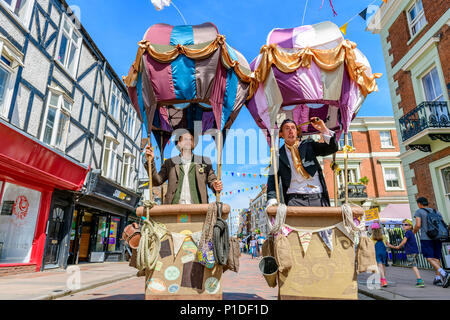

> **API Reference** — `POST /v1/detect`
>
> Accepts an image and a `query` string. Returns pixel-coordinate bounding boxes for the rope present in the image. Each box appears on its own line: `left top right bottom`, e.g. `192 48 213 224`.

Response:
266 203 287 235
341 203 367 243
213 202 230 265
198 203 218 253
136 200 163 272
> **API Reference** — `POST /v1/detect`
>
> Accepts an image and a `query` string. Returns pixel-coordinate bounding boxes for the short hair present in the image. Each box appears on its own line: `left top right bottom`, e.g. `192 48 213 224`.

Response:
174 128 196 146
416 197 428 206
280 119 297 131
371 228 384 241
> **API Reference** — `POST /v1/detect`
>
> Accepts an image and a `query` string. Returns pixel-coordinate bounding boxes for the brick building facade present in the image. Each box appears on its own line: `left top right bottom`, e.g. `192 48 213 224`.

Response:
320 117 409 211
368 0 450 222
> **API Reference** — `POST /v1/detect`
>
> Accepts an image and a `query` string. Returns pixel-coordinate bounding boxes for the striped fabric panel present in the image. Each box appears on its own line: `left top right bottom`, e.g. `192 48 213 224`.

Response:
143 24 176 101
192 22 218 44
266 27 294 49
144 23 174 44
170 25 197 101
221 44 239 129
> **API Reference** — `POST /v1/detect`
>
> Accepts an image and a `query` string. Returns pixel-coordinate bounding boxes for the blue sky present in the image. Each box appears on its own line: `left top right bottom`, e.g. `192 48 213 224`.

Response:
67 0 391 214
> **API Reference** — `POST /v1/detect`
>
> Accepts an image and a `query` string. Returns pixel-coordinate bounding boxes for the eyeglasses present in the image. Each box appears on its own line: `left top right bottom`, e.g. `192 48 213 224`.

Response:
402 224 411 226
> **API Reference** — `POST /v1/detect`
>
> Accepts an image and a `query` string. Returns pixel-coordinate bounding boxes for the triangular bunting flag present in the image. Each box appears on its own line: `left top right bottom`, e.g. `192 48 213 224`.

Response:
191 231 202 248
237 173 240 177
319 229 334 252
298 232 312 254
335 223 354 243
359 8 368 20
172 233 187 258
339 23 348 35
281 226 293 237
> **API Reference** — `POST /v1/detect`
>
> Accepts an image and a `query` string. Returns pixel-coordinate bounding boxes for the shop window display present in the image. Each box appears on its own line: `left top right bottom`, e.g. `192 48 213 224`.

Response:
0 181 41 263
108 216 120 251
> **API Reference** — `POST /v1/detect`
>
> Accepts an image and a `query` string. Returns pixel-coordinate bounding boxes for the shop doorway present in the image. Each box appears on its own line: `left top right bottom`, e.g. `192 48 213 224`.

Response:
43 199 72 269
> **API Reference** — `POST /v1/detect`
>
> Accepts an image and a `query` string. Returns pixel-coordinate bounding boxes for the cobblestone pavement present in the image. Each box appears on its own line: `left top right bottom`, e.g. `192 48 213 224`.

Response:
59 253 374 300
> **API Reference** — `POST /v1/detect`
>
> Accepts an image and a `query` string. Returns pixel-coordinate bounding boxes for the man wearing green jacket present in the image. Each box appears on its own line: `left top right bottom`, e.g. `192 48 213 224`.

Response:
144 129 223 204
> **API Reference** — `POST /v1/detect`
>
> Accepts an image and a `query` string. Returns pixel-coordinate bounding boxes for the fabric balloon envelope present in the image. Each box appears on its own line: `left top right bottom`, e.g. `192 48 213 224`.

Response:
246 21 381 144
123 22 253 152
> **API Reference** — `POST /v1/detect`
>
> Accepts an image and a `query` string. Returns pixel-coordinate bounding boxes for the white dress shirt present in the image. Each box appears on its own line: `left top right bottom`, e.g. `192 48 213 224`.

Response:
286 130 334 195
179 155 193 204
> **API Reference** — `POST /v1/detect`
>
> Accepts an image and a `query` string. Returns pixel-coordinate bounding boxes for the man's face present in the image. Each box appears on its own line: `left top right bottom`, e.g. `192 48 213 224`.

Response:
178 133 194 151
281 122 298 145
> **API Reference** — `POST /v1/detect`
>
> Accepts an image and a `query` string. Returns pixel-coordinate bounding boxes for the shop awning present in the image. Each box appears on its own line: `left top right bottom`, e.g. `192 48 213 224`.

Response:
379 204 412 220
0 120 89 191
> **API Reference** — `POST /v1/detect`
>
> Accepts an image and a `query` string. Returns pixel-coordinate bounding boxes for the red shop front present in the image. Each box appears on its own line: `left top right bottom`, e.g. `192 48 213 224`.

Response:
0 121 89 275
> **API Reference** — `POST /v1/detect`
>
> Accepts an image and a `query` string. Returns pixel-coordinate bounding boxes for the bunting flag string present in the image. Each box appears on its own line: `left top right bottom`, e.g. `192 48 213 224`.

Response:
208 183 268 198
224 171 268 179
338 0 382 36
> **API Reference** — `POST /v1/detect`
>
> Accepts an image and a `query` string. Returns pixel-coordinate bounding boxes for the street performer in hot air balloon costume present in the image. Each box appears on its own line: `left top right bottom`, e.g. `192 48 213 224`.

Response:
266 117 338 208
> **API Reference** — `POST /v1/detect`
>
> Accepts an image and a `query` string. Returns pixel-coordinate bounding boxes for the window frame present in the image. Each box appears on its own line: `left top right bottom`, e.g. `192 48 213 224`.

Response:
122 152 136 189
0 37 23 119
338 132 353 150
55 14 82 78
421 66 444 102
0 0 34 30
381 166 404 191
102 136 119 180
336 162 361 191
406 0 427 38
379 131 394 149
440 165 450 215
40 88 73 151
126 106 136 138
109 82 120 122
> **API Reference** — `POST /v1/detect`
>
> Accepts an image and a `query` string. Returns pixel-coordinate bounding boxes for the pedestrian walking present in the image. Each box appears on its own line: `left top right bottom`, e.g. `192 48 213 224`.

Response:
386 219 425 288
250 236 257 259
413 197 450 288
371 222 389 287
239 239 244 253
257 233 265 257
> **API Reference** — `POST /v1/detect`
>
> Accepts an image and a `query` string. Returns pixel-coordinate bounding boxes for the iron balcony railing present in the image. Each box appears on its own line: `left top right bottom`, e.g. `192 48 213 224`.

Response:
399 101 450 142
339 184 367 199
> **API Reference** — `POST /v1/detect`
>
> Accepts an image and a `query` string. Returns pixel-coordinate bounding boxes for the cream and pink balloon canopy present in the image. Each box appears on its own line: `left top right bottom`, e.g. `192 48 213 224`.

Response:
246 21 381 144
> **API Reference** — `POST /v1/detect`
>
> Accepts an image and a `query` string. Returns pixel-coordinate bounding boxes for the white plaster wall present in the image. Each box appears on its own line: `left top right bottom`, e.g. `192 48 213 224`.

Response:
93 141 103 170
27 95 43 137
78 63 95 98
36 0 50 12
22 43 50 95
52 67 73 93
66 123 84 161
10 84 30 130
97 113 106 140
49 3 61 26
80 99 93 128
0 12 26 47
77 45 96 79
71 89 82 121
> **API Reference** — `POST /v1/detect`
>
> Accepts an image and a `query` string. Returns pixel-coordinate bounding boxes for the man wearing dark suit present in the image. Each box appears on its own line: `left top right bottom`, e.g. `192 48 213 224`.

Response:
266 118 338 207
144 129 223 204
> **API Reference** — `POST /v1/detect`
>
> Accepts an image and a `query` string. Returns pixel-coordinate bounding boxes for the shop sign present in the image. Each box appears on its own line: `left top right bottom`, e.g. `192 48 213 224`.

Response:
91 175 139 208
364 208 379 222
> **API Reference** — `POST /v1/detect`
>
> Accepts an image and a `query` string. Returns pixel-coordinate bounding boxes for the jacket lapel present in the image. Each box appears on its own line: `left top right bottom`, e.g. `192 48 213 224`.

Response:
173 156 181 179
299 140 318 177
279 145 290 169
